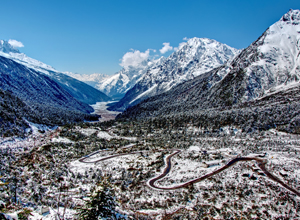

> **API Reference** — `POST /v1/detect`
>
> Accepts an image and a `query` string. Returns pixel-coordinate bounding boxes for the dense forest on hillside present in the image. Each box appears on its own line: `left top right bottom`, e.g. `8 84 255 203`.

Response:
118 84 300 134
0 89 100 137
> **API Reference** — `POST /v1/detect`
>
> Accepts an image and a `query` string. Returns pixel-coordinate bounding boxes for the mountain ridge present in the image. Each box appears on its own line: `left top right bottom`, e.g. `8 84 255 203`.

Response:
0 41 111 104
109 37 240 111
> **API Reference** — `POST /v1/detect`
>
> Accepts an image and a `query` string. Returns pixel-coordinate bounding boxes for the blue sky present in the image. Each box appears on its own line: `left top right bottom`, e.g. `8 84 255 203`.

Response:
0 0 299 75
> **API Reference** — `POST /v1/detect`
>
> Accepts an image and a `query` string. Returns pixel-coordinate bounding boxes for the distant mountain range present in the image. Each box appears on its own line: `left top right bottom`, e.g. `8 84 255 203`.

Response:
118 9 300 133
66 38 240 105
64 59 164 100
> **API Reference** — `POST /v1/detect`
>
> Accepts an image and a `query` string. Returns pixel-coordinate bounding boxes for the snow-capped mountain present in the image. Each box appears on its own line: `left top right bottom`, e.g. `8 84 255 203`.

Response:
109 38 240 111
63 72 110 88
0 41 111 104
247 9 300 96
0 40 57 74
65 58 166 100
205 8 300 106
95 58 166 99
118 9 300 122
95 67 144 99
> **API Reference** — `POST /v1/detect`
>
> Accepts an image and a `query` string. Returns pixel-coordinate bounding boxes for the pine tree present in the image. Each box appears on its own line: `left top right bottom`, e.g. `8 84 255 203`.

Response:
77 179 121 219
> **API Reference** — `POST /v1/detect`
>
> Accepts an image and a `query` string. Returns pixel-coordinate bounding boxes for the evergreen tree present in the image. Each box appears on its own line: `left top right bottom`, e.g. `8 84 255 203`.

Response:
77 179 121 220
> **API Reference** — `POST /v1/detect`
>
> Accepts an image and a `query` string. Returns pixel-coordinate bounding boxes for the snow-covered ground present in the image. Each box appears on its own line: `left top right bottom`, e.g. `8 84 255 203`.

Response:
4 207 77 220
69 127 300 218
0 127 56 150
2 119 300 219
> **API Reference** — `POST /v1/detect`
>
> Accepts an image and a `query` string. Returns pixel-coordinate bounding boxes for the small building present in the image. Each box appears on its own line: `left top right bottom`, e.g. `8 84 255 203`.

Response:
36 206 49 215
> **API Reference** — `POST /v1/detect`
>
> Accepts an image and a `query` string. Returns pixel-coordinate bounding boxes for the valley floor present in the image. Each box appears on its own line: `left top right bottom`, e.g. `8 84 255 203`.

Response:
91 101 122 122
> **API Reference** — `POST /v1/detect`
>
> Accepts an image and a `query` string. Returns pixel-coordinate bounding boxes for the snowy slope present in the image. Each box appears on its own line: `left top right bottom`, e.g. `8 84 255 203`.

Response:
0 40 57 74
244 9 300 98
0 55 101 136
205 9 300 106
0 41 111 104
109 38 240 111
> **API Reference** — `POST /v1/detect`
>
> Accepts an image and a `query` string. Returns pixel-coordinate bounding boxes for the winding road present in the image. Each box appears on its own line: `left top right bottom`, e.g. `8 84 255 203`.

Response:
79 149 300 196
79 151 142 164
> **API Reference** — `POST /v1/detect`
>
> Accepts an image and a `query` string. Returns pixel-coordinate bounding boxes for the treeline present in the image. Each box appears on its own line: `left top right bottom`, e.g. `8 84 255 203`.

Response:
117 85 300 134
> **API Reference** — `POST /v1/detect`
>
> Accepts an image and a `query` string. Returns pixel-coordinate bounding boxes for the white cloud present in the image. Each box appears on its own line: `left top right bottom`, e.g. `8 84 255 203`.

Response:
120 49 150 68
183 37 189 41
8 39 24 48
159 42 173 54
174 42 187 51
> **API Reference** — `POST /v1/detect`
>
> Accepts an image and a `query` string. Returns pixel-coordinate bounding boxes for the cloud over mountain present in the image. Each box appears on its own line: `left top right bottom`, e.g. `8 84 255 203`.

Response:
159 42 173 54
8 39 24 48
120 49 150 68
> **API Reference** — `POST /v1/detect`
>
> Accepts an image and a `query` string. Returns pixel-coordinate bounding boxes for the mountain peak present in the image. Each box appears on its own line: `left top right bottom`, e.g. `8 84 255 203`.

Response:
187 37 213 44
177 37 213 50
281 9 300 23
177 37 238 56
0 40 20 54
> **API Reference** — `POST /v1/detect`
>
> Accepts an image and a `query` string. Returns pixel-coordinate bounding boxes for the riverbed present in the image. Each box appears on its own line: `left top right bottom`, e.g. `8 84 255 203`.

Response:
91 101 122 122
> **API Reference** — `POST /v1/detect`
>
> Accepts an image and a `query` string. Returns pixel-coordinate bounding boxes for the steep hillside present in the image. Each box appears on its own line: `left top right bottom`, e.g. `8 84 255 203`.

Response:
0 56 99 136
48 71 111 104
0 41 111 104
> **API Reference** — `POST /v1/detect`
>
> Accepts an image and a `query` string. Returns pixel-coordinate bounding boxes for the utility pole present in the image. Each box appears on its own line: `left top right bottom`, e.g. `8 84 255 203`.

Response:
14 172 17 204
10 166 18 204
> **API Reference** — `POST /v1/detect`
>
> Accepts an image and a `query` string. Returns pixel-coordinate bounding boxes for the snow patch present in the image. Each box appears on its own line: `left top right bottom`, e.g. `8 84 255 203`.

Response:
80 128 98 136
188 145 201 152
26 120 54 135
51 137 74 144
97 131 115 140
